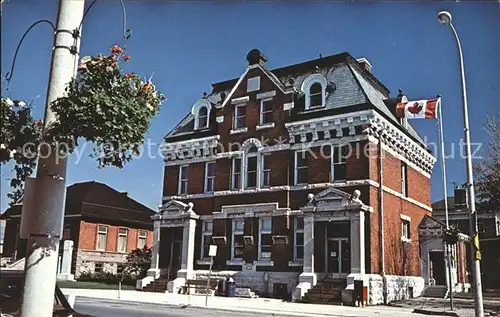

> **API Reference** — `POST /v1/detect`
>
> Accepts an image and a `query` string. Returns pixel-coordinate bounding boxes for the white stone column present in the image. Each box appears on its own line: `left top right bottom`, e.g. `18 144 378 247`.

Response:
177 215 197 279
349 211 365 274
299 212 317 285
56 240 74 281
147 220 161 278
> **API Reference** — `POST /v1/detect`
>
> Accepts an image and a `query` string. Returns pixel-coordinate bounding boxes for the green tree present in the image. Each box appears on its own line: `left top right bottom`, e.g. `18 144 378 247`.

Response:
123 246 152 280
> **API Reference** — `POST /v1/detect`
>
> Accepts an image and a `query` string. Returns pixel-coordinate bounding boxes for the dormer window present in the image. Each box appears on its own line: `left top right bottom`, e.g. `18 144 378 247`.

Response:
198 106 208 129
191 99 212 130
301 74 328 110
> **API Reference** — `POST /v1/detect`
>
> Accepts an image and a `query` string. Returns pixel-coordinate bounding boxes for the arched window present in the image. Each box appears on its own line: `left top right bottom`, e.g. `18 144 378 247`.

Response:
309 83 323 108
301 74 327 110
198 106 208 129
246 146 258 189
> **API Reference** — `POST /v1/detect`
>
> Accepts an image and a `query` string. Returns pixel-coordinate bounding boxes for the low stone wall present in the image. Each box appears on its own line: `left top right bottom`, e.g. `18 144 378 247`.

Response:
194 270 300 295
75 249 127 277
367 274 425 305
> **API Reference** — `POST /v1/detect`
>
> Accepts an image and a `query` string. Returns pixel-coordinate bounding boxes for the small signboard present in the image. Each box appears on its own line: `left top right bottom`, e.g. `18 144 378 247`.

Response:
209 245 218 257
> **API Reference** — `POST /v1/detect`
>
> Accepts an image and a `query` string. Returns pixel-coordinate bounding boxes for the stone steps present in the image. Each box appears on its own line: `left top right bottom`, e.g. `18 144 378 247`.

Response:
423 285 448 298
302 279 346 304
139 279 170 293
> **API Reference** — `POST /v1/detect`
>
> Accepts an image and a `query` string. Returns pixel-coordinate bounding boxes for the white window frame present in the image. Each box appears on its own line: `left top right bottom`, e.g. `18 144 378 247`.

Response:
259 98 273 125
137 230 147 249
401 215 411 242
231 219 245 260
258 218 272 261
117 228 128 253
331 145 347 182
245 148 258 189
197 106 209 129
178 165 189 195
192 99 212 130
301 74 327 110
293 217 304 262
231 157 242 190
204 161 216 193
294 150 309 185
200 220 213 260
401 162 408 197
234 103 247 129
261 153 271 187
96 225 108 251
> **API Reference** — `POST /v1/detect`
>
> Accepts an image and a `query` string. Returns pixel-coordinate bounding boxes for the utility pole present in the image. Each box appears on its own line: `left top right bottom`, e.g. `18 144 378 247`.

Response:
20 1 84 316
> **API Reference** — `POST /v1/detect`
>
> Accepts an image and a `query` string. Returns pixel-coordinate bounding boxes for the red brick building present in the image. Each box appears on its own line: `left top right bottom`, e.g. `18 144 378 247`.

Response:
142 50 436 303
1 181 154 277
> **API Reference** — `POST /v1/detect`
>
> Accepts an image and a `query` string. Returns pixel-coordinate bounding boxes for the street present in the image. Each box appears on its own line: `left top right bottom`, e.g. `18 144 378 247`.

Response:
74 297 300 317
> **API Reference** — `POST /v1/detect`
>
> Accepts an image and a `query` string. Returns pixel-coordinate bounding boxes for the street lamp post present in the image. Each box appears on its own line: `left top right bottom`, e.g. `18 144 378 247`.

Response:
437 10 484 317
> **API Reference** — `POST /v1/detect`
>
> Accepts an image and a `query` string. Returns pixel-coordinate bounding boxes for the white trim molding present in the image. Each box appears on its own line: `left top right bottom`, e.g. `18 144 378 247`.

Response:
301 73 328 110
191 99 212 130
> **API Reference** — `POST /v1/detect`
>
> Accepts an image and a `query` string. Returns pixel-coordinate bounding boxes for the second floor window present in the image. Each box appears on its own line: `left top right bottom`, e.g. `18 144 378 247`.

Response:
232 158 241 190
96 225 108 251
234 104 246 129
246 147 258 189
137 231 147 249
295 151 309 185
201 220 213 260
294 217 304 261
260 98 273 125
117 228 128 253
401 162 408 197
332 146 347 181
261 154 271 187
178 165 189 195
205 161 216 193
259 218 272 261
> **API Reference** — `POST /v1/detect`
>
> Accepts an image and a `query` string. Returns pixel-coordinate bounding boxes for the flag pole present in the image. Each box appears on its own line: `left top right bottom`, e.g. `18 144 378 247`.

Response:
438 96 454 310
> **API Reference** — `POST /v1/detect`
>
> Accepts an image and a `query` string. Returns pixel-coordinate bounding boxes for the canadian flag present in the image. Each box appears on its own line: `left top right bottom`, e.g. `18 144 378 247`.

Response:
396 97 440 119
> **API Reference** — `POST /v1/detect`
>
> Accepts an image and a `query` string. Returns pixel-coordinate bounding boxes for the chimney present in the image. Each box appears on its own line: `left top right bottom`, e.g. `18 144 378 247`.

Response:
120 192 128 196
356 57 372 73
246 49 268 66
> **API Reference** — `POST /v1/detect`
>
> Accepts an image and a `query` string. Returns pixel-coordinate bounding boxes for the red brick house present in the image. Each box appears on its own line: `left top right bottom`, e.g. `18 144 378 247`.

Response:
141 50 436 304
1 181 154 277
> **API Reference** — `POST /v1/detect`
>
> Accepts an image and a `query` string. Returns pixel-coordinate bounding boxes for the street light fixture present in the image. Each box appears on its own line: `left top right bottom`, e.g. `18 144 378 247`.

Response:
437 10 484 317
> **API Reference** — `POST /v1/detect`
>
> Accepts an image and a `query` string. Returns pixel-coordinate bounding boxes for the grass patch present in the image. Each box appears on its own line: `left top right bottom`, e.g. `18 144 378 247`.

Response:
57 280 136 290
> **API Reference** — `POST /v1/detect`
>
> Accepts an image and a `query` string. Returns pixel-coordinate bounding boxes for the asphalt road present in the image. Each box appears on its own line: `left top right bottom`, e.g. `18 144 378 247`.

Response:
74 297 297 317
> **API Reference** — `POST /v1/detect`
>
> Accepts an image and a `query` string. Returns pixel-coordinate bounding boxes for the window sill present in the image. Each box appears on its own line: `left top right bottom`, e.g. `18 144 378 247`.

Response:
230 127 248 134
253 260 274 267
256 123 275 130
226 260 244 266
288 260 304 267
401 237 412 243
197 260 212 265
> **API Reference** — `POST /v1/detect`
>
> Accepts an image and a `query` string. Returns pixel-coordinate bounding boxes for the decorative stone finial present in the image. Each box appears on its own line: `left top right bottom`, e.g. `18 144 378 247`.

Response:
307 193 315 203
246 49 268 66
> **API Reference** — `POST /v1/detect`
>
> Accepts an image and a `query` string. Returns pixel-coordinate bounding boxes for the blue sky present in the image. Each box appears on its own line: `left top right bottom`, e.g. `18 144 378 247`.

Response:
1 1 499 212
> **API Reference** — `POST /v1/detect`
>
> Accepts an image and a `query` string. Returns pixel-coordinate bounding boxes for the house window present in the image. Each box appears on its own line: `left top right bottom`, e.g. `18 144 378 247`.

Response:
201 220 213 260
96 225 108 251
260 98 273 125
94 262 103 273
259 218 272 261
232 219 245 260
234 104 246 129
247 76 260 92
246 146 258 189
232 157 242 190
309 83 323 108
137 231 147 249
178 165 189 195
205 161 216 193
197 106 208 129
295 151 309 185
117 228 128 253
332 146 347 181
294 217 304 261
401 162 408 197
261 154 271 187
402 220 411 241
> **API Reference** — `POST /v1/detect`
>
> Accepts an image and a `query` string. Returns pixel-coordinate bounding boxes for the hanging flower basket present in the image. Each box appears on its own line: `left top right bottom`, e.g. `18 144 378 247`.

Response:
47 45 166 168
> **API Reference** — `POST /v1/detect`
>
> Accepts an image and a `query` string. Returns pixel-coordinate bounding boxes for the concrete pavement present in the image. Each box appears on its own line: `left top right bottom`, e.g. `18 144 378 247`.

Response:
62 288 422 317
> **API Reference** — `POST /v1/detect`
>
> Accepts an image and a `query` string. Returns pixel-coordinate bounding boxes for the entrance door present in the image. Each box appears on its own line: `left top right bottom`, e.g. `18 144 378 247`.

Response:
326 238 350 278
429 250 446 285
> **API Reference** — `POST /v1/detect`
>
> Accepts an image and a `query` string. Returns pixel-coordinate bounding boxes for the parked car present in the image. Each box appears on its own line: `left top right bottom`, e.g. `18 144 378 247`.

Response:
0 270 94 317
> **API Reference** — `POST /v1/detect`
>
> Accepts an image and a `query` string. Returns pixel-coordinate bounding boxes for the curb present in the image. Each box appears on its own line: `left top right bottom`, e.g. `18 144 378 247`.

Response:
413 308 459 316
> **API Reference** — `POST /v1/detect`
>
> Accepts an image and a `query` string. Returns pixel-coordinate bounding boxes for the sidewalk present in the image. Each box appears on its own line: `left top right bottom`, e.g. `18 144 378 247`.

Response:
62 288 419 317
390 297 500 317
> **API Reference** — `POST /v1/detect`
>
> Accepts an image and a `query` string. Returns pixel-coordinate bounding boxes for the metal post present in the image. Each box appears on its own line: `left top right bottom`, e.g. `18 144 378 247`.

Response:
438 103 454 310
20 1 84 316
205 256 213 307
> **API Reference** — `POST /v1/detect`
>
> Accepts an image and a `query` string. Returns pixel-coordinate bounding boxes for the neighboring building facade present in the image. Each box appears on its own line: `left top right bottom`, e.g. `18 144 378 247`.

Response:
1 181 154 277
143 49 436 303
420 197 500 290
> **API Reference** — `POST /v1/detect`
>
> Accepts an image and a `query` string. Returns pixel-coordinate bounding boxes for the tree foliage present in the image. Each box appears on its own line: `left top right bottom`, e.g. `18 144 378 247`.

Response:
1 45 165 205
123 246 152 280
474 113 500 211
